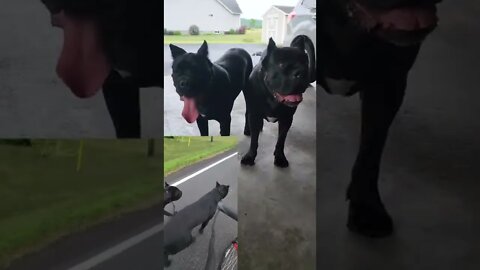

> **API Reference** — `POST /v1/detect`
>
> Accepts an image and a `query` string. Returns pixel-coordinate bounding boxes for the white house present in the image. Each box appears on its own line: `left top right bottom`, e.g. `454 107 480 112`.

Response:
262 5 294 44
164 0 242 33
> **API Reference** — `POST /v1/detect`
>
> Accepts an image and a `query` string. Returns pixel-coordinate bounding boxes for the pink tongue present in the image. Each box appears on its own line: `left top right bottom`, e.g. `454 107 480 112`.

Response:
53 11 111 98
277 94 303 103
377 7 437 30
182 97 199 123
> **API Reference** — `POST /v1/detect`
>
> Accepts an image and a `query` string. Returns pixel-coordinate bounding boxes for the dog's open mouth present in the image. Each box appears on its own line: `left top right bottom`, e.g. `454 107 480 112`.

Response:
274 93 303 107
180 96 199 123
349 1 438 45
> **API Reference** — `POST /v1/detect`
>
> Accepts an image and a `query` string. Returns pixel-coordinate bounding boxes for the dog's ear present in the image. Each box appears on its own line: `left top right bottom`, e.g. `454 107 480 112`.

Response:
170 44 187 59
216 181 220 187
165 182 170 187
197 40 209 58
267 38 277 53
290 36 305 51
262 38 277 67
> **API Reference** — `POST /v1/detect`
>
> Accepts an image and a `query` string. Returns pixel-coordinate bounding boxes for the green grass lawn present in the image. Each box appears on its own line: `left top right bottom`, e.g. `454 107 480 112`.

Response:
164 29 262 44
164 137 238 176
0 140 163 268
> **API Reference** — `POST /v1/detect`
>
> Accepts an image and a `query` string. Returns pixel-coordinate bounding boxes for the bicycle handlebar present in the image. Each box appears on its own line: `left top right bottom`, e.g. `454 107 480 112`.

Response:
217 202 238 222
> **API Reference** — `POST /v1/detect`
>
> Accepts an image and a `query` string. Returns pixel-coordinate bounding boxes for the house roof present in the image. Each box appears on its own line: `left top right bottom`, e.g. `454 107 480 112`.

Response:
217 0 242 15
273 5 294 14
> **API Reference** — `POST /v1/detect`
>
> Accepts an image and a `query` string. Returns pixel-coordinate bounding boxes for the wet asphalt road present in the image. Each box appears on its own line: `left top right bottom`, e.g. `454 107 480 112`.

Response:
317 1 480 270
0 0 162 138
5 151 237 270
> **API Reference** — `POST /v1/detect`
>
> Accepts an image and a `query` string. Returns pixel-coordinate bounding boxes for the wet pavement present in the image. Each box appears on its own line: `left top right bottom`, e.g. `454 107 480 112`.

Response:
237 88 317 269
316 1 480 269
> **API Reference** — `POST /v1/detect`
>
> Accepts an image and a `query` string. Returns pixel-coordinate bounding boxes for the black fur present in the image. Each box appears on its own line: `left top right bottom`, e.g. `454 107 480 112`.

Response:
319 0 442 237
241 38 310 167
163 183 182 217
163 182 229 266
169 41 253 136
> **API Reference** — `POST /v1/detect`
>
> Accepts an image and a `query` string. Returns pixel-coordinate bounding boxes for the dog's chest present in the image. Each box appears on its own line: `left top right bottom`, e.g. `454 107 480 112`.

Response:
324 77 358 96
266 116 278 123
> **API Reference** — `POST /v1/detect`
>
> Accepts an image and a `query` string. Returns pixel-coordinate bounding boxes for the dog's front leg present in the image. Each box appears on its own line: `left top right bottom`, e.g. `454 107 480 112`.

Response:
241 113 263 165
196 117 209 136
102 70 140 138
274 116 293 168
347 79 406 238
219 115 231 136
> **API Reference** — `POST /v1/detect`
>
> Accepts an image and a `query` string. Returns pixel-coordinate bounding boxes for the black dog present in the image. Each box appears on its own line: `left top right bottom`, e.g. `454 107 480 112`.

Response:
318 0 442 237
164 182 229 266
163 182 182 217
41 0 162 138
169 41 253 136
241 38 311 167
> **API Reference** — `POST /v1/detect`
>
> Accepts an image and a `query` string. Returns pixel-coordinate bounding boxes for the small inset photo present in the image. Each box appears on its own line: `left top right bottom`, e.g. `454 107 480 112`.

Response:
0 1 162 138
163 136 239 269
0 139 163 270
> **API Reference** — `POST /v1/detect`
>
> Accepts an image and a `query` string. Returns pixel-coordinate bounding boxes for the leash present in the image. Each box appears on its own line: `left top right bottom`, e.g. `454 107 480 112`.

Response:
203 209 220 270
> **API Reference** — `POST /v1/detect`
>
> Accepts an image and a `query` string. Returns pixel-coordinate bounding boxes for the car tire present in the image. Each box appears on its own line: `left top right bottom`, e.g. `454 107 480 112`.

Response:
291 35 316 83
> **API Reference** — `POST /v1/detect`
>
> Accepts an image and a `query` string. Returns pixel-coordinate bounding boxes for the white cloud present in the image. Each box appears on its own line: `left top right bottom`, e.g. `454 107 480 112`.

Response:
236 0 298 19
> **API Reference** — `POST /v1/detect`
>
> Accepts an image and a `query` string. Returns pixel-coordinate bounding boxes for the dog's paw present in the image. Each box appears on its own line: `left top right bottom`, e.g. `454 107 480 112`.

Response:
199 228 204 234
243 128 251 136
347 200 393 238
274 155 289 168
241 154 255 166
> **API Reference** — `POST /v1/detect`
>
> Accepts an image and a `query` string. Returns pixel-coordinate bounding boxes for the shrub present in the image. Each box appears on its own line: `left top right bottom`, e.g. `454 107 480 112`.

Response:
237 26 246 35
173 31 181 36
225 29 236 35
189 25 200 35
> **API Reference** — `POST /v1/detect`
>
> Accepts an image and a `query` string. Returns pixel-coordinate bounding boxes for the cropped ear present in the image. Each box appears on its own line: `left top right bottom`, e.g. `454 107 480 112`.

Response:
165 182 170 187
267 37 277 52
197 40 209 58
216 181 220 187
262 38 277 67
170 44 187 59
290 36 305 51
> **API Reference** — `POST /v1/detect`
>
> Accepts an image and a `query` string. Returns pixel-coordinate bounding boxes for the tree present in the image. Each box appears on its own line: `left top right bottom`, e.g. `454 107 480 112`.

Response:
250 18 256 28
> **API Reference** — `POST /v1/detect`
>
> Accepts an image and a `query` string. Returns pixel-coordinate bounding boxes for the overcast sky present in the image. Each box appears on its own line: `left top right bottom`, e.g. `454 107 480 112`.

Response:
236 0 298 19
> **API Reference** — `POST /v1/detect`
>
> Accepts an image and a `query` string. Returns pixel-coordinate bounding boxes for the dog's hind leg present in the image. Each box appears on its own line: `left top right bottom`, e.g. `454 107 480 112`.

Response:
274 116 294 168
197 117 209 136
347 79 406 238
